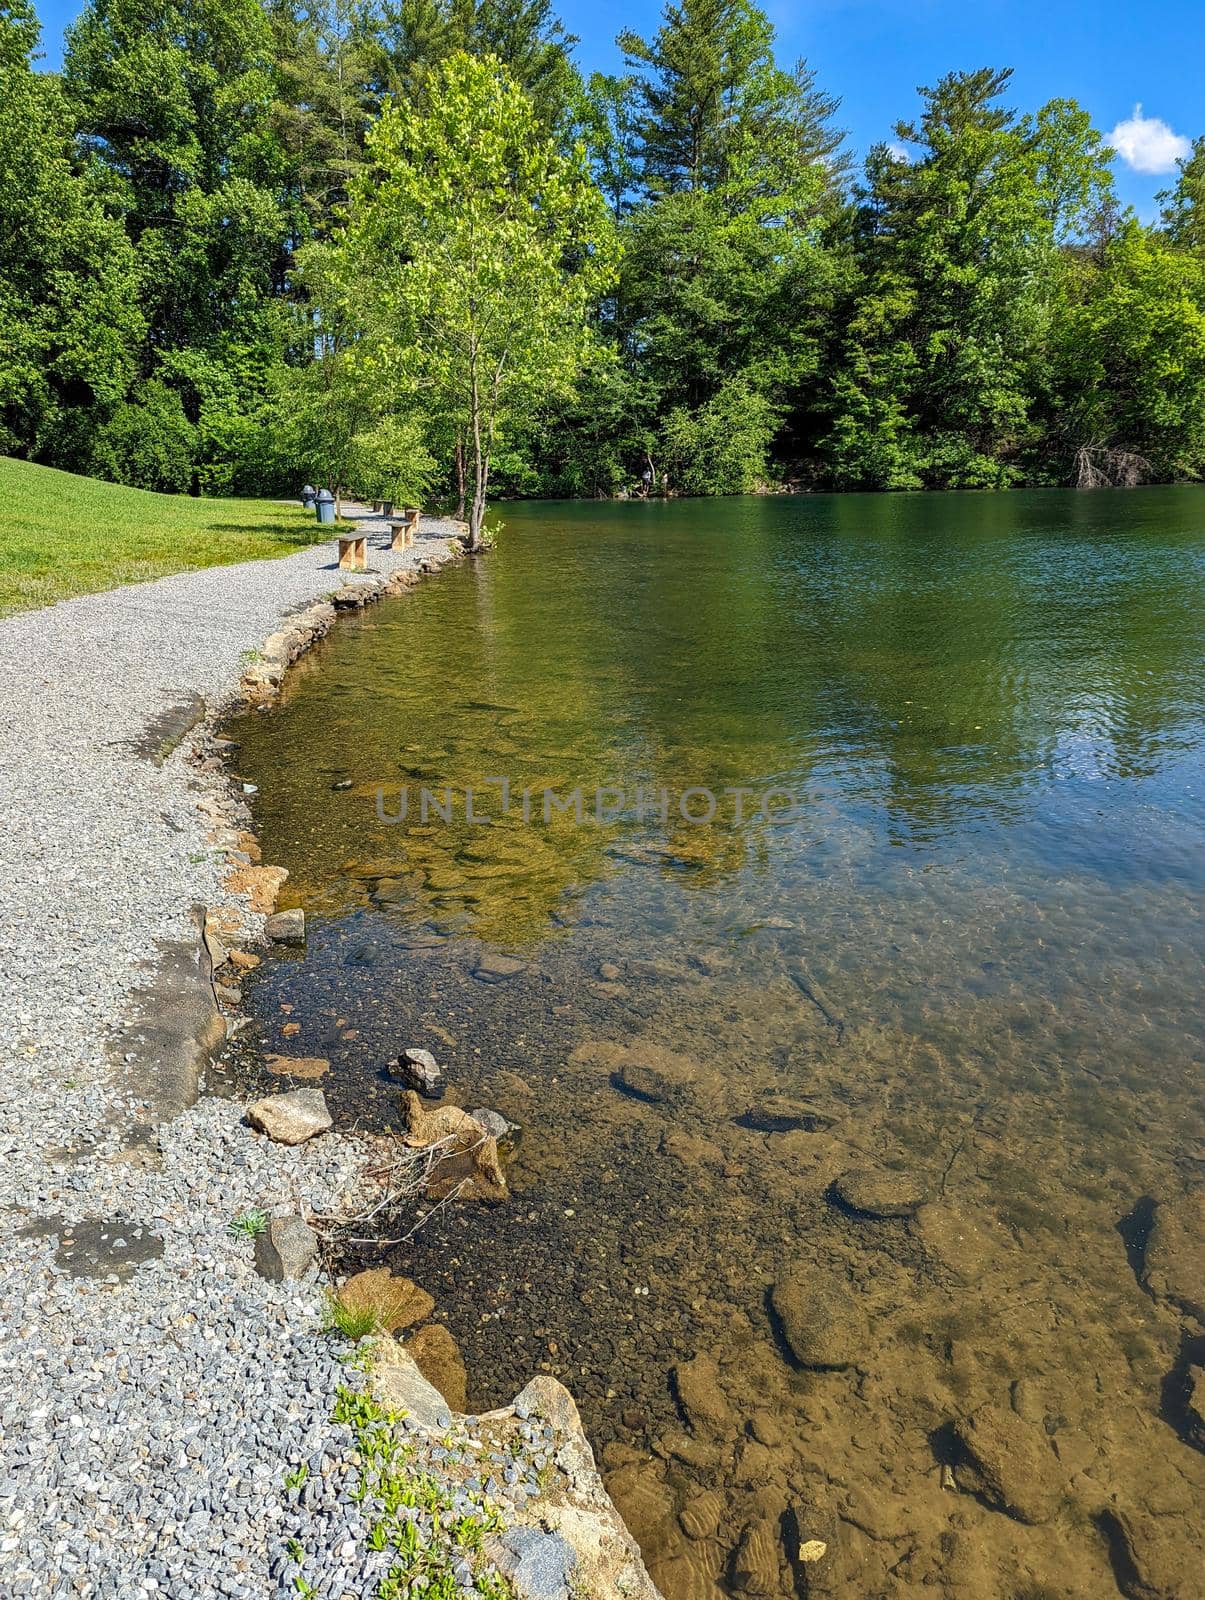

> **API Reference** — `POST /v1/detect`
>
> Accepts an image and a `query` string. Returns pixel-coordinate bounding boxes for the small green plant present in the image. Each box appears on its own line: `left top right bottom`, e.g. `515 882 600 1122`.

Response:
329 1382 515 1599
285 1538 305 1563
322 1291 381 1342
227 1209 269 1239
283 1463 309 1491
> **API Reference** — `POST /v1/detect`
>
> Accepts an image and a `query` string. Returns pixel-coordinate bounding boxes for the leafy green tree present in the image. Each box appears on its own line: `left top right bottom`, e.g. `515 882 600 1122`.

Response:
1048 220 1205 483
89 379 197 491
63 0 278 238
0 0 142 462
1160 136 1205 252
663 376 776 492
330 52 616 548
62 0 295 487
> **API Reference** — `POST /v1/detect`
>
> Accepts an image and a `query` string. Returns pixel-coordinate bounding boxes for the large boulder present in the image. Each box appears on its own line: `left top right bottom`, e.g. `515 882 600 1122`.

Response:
264 908 306 944
368 1353 663 1600
246 1088 331 1145
953 1404 1064 1524
388 1047 442 1096
770 1269 869 1369
337 1267 434 1333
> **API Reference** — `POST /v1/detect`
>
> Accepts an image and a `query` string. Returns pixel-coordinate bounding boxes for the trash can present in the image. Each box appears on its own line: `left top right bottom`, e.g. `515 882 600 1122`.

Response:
315 488 336 525
300 483 317 510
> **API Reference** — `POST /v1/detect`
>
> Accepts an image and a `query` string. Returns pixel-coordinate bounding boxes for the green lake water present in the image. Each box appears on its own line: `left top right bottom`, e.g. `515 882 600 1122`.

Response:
230 490 1205 1600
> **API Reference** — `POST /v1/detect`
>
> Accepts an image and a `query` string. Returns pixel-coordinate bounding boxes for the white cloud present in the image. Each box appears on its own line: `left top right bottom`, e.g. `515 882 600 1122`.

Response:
1108 105 1192 175
887 141 911 164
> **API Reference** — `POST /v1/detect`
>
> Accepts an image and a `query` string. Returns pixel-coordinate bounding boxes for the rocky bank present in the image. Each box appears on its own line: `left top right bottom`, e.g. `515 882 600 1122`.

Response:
0 510 659 1600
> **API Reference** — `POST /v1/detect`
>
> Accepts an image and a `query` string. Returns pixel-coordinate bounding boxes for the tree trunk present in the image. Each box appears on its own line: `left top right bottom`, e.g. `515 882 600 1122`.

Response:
467 370 488 553
454 432 466 520
468 450 489 552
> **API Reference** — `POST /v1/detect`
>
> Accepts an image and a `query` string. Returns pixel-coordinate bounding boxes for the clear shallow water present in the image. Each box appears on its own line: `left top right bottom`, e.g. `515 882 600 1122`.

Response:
231 491 1205 1599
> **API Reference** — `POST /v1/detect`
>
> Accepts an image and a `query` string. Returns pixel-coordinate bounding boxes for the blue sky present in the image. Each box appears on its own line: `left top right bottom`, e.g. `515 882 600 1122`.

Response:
31 0 1204 219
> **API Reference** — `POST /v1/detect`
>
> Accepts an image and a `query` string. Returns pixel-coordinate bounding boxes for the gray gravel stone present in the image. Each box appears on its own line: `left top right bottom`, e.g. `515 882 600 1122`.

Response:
0 521 465 1598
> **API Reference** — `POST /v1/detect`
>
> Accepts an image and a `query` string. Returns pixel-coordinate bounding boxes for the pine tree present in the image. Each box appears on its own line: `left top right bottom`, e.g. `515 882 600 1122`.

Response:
818 69 1114 488
267 0 380 233
375 0 580 128
613 0 844 490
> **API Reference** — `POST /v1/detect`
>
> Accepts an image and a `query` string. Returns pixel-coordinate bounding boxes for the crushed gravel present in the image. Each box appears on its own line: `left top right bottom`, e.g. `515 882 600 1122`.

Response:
0 517 510 1598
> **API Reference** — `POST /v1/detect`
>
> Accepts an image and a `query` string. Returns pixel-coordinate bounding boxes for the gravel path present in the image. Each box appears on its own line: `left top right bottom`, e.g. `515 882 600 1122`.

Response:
0 516 477 1598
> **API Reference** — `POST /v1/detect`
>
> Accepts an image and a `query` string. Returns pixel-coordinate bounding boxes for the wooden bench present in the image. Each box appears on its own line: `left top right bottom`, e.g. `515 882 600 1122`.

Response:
338 533 367 571
386 507 422 551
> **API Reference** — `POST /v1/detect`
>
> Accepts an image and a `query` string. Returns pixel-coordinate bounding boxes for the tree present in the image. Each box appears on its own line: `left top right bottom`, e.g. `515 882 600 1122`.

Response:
62 0 295 487
618 0 846 197
1160 135 1205 253
1048 220 1205 483
330 52 616 548
0 0 142 462
375 0 581 130
267 0 381 235
613 0 844 491
817 69 1114 488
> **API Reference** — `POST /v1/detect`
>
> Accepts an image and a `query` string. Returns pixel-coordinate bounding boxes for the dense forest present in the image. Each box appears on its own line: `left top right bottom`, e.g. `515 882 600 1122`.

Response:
2 0 1204 539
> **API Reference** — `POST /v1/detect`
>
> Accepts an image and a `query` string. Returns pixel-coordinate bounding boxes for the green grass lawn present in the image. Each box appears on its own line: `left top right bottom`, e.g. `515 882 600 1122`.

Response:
0 456 329 617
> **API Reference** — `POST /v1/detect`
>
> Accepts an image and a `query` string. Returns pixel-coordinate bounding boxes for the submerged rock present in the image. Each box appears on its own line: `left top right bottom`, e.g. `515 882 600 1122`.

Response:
473 950 526 983
264 1054 330 1080
953 1403 1064 1524
736 1096 837 1133
1142 1189 1204 1322
264 908 305 944
614 1053 702 1108
770 1268 869 1369
387 1046 442 1096
732 1517 781 1596
679 1487 724 1541
246 1088 331 1145
254 1215 318 1281
672 1352 732 1433
831 1167 928 1218
1101 1507 1193 1600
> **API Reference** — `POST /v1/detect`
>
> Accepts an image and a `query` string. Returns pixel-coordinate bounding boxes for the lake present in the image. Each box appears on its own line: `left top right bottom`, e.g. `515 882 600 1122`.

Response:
230 490 1205 1600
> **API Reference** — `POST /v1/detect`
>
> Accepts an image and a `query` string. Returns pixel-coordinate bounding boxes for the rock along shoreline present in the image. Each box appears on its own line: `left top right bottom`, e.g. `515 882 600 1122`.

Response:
0 511 660 1600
